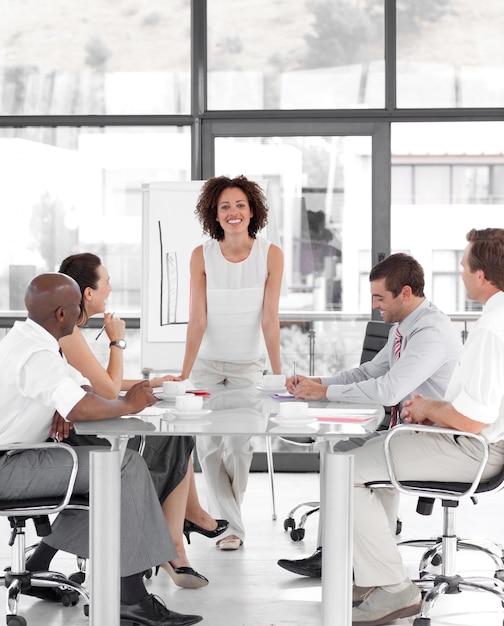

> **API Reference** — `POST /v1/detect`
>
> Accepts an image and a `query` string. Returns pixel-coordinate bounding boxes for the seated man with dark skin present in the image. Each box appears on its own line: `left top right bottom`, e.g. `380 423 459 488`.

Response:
0 273 202 626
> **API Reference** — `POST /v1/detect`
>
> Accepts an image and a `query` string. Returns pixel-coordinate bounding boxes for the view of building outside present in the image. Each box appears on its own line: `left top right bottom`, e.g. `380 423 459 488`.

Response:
391 122 504 314
397 0 504 108
207 0 385 109
0 1 191 116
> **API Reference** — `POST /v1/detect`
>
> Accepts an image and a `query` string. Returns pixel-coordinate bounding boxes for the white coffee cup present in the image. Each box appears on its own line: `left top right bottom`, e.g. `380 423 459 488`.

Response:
163 380 187 397
175 394 203 412
279 402 309 419
262 374 286 389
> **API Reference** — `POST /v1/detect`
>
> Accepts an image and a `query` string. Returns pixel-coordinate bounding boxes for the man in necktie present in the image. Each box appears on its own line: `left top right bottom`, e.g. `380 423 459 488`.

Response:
278 252 463 579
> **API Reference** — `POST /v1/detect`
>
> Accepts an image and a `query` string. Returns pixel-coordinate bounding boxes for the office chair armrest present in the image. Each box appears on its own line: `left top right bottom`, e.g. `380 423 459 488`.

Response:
0 442 79 517
382 424 489 502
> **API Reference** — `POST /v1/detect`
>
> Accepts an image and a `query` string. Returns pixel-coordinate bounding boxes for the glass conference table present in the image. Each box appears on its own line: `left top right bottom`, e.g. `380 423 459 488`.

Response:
74 384 383 626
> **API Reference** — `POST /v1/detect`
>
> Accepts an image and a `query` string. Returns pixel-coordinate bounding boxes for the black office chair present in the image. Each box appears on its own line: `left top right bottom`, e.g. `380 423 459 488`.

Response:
278 320 393 540
0 443 90 626
366 424 504 626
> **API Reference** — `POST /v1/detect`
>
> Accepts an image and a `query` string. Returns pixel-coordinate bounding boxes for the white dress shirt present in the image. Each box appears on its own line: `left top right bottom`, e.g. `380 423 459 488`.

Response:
0 318 88 444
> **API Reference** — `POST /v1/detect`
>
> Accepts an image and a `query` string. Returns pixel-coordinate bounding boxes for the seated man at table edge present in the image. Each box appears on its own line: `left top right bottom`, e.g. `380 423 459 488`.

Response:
278 252 462 579
350 231 504 625
0 273 202 626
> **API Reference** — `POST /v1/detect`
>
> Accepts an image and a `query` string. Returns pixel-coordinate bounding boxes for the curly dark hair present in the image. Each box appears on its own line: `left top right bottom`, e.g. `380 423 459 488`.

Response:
195 175 269 240
59 252 102 326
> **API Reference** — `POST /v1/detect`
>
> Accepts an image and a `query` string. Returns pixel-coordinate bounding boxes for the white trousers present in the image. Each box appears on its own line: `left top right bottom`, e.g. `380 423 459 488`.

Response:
351 430 504 587
192 357 265 540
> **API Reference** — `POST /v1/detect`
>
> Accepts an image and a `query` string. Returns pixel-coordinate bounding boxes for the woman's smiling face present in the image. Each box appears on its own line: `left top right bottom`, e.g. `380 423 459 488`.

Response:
216 187 253 235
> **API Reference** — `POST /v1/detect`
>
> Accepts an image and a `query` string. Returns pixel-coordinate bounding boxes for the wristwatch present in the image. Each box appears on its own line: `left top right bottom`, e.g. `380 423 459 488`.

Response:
109 339 127 349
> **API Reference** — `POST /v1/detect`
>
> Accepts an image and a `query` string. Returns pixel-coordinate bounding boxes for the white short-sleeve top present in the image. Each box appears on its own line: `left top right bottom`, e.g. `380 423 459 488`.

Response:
198 237 270 363
0 318 88 445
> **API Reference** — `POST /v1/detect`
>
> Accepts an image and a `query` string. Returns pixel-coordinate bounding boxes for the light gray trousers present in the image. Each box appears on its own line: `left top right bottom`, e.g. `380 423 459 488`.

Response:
192 358 265 540
351 430 504 587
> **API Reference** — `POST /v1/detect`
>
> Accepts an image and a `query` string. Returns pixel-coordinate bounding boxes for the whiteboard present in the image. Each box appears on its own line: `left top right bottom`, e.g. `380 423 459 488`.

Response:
141 180 276 372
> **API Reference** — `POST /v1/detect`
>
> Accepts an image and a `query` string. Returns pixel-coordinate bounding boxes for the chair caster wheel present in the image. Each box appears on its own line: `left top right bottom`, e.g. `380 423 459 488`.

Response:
69 571 86 584
395 518 402 535
290 528 305 541
431 554 442 566
413 618 430 625
61 590 80 607
143 568 153 580
284 517 295 531
6 616 27 626
84 604 89 617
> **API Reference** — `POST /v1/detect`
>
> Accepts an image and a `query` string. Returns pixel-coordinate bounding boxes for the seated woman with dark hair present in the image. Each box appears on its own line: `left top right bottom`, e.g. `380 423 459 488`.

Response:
55 252 228 589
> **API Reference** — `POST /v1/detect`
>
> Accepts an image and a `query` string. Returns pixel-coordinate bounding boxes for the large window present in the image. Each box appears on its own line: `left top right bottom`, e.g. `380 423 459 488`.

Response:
397 0 504 108
215 135 372 313
1 1 503 335
0 1 191 116
0 127 191 310
207 0 385 110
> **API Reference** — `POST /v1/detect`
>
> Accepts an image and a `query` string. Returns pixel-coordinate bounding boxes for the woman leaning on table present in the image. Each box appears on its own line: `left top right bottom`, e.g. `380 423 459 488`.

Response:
58 252 229 589
179 175 284 550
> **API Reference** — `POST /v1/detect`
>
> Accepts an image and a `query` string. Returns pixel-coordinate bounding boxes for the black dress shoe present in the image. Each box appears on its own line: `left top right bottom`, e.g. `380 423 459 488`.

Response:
120 594 202 626
277 546 322 578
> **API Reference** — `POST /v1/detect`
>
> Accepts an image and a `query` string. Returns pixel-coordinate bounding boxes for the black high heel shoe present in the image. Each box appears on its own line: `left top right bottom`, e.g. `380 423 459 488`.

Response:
183 519 229 544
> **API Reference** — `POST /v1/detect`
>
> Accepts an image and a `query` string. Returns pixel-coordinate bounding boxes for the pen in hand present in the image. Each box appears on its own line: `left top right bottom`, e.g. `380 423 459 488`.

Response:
95 312 114 340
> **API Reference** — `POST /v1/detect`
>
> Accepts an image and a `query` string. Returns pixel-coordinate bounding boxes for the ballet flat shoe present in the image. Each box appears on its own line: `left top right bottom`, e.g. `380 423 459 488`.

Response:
216 536 243 551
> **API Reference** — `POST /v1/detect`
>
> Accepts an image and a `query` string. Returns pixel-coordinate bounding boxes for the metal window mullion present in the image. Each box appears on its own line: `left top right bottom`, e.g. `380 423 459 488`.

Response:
191 0 207 180
384 0 397 112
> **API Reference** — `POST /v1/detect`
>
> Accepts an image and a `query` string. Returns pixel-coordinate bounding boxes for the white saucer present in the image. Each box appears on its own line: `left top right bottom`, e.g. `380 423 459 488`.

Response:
270 416 317 427
166 409 212 420
129 407 168 417
256 385 287 394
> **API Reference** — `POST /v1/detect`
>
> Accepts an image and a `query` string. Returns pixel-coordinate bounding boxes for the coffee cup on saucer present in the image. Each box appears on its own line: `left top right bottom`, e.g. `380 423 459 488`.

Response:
262 374 286 389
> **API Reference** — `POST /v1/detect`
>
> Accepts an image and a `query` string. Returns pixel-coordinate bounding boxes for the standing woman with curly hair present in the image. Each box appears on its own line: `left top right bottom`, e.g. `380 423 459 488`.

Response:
180 175 284 550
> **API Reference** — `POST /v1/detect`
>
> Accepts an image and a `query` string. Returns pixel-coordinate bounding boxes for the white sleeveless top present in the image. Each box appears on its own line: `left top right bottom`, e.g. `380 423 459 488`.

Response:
198 237 271 363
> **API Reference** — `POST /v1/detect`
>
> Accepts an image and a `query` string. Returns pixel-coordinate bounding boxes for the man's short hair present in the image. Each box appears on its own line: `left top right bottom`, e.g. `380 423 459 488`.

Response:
369 253 425 298
466 228 504 291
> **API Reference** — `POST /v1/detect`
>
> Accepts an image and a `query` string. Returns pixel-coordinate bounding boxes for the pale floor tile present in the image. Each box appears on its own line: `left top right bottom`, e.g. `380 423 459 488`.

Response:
2 472 504 625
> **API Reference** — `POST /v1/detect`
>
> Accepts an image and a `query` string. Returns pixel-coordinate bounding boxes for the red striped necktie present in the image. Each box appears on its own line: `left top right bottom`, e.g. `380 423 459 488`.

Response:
389 328 402 428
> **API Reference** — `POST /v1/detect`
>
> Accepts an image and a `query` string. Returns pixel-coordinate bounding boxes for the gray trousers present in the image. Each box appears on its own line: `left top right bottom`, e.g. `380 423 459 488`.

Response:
0 445 176 577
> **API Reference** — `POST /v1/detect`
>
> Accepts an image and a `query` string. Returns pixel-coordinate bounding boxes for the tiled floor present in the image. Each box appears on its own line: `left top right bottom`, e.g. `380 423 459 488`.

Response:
2 471 504 625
